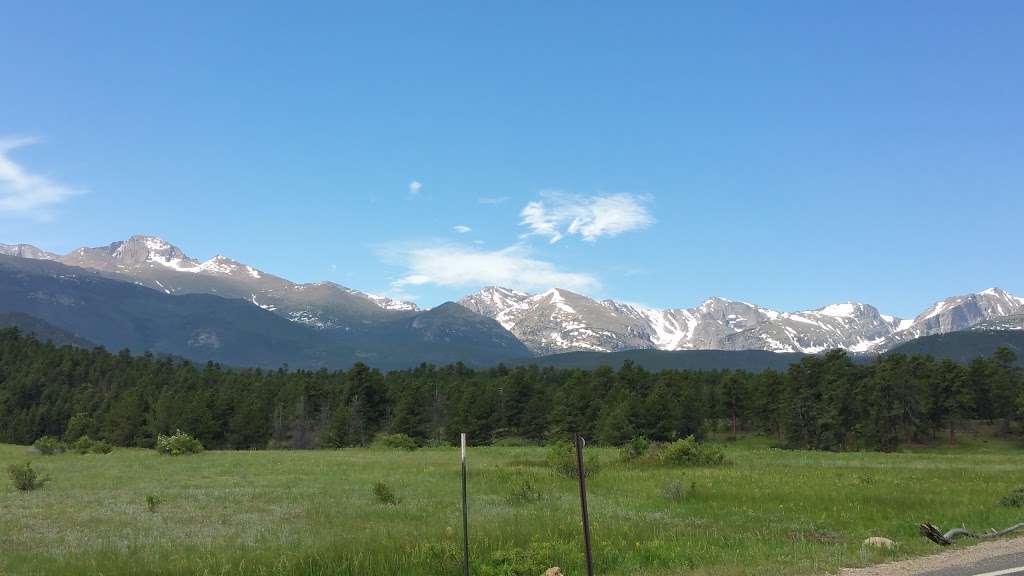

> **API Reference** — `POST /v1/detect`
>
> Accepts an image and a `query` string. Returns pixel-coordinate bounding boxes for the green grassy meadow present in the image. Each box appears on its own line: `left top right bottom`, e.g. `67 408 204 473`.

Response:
2 438 1023 576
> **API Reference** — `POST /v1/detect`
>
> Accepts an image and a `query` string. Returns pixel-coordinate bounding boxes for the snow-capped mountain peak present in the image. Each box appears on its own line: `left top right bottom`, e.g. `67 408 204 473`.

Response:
3 235 424 328
4 235 1021 357
0 243 58 260
460 286 1022 356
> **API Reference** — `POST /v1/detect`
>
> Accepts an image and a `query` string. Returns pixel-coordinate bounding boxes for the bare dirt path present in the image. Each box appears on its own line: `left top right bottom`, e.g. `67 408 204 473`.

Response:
839 537 1024 576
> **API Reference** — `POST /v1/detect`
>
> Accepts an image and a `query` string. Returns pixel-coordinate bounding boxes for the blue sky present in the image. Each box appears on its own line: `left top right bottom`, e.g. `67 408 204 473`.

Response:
1 1 1022 317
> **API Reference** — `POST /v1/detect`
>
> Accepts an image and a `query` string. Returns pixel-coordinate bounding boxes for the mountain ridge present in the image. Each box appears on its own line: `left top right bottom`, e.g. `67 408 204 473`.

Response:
0 254 529 369
461 285 1024 355
4 236 1021 356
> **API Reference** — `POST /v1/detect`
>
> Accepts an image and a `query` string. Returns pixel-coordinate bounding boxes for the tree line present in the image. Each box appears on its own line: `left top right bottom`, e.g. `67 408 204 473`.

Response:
0 328 1021 452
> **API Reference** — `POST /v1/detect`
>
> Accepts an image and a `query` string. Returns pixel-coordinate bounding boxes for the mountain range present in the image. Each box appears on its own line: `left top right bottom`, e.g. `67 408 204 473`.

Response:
458 285 1023 355
1 235 1022 368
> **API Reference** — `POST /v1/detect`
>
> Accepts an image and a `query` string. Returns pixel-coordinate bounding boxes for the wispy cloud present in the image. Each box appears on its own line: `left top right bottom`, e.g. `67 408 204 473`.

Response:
453 225 472 234
388 242 599 292
520 191 653 243
408 180 423 196
0 137 80 219
479 196 509 205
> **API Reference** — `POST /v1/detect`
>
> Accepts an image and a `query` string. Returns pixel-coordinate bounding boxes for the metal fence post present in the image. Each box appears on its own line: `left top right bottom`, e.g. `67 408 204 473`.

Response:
574 432 594 576
461 432 470 576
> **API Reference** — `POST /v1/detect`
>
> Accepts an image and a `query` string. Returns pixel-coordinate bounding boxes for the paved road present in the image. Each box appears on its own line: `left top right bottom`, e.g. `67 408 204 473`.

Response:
918 552 1024 576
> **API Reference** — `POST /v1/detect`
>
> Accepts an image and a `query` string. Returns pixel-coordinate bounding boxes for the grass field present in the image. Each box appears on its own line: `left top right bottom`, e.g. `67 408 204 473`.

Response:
2 438 1023 576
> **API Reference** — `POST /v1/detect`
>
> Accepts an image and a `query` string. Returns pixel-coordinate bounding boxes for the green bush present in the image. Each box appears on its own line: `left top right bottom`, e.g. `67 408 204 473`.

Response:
506 476 544 505
372 433 419 451
70 436 94 454
416 542 461 574
90 440 113 454
63 413 95 442
32 436 65 455
479 542 560 576
1000 487 1024 508
69 436 112 454
546 442 601 479
373 481 399 505
155 430 204 455
621 436 650 461
146 494 162 513
8 462 49 491
656 436 727 467
662 478 696 503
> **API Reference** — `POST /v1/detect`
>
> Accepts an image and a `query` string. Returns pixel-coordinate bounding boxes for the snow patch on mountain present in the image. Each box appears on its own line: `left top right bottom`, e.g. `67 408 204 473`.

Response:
461 286 1024 356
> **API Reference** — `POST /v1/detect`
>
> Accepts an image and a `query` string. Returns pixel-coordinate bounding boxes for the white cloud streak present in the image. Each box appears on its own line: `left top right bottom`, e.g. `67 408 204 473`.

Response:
408 180 423 196
0 137 80 218
478 196 509 205
520 191 653 243
390 243 599 293
453 225 472 234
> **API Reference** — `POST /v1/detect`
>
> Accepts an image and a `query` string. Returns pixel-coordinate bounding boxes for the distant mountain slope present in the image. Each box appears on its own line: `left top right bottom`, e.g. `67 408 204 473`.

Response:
3 235 418 330
343 302 532 368
0 255 528 369
508 348 808 371
0 254 331 367
0 312 94 347
0 244 59 260
887 330 1024 364
970 314 1024 332
874 288 1024 350
462 286 1023 355
5 236 1022 359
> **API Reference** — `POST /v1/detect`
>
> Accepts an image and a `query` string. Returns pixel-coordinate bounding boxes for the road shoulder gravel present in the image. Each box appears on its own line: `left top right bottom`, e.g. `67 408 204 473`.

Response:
839 536 1024 576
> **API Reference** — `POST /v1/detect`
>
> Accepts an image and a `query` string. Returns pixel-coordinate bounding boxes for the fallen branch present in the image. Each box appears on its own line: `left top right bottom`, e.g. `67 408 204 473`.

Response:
919 522 1024 546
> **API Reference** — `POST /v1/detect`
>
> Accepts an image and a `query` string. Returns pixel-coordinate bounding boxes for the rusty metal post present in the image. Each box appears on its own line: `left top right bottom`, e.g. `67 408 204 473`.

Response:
574 432 594 576
461 432 470 576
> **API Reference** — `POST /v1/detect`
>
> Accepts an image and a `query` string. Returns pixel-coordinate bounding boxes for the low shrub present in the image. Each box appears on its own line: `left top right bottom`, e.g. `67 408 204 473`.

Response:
69 437 114 455
32 436 65 455
854 474 874 486
546 442 601 479
506 476 544 505
63 413 95 443
479 542 559 576
155 430 204 455
146 494 162 513
90 440 113 454
416 542 461 574
8 462 49 491
656 436 727 467
373 481 399 505
621 436 650 462
70 436 94 454
372 433 419 451
662 478 696 503
1000 487 1024 508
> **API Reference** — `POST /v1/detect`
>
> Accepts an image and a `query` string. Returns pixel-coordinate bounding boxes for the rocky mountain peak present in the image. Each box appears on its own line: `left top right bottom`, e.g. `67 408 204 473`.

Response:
111 235 194 268
0 243 58 260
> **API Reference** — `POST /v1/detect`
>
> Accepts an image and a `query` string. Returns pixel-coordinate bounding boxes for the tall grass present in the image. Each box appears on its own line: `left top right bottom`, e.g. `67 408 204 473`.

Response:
1 437 1022 575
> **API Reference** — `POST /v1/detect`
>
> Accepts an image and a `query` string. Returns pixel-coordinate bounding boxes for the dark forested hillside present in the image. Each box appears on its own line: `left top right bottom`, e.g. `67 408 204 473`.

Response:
0 312 94 347
2 328 1021 452
888 329 1024 363
512 348 809 371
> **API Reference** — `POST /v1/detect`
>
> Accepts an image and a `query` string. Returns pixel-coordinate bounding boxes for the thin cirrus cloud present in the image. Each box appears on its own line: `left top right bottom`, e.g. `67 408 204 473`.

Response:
389 242 599 293
452 225 472 234
520 190 654 243
0 137 80 218
478 196 509 205
408 180 423 196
